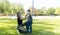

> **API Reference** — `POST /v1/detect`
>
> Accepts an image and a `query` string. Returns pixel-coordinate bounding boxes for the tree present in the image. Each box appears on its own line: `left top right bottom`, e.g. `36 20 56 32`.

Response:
47 7 55 15
0 0 10 14
0 0 24 15
54 7 60 15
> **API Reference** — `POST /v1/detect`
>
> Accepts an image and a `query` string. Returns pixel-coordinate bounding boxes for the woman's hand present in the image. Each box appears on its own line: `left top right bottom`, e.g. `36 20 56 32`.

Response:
20 16 26 20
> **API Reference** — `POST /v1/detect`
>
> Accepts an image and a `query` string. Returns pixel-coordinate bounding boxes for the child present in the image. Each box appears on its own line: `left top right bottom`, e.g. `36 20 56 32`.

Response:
25 9 32 33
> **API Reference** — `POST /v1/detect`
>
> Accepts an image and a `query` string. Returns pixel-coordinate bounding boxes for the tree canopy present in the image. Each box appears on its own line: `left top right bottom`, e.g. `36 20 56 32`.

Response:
0 0 24 15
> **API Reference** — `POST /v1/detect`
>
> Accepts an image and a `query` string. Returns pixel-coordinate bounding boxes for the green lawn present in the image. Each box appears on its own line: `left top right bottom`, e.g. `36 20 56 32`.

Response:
0 18 60 35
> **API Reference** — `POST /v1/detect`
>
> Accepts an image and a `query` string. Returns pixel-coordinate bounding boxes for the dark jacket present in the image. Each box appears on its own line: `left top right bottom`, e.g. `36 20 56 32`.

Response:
17 15 22 25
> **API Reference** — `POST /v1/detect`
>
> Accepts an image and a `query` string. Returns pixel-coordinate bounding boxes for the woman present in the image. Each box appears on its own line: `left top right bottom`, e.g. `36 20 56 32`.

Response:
17 12 27 33
17 12 23 29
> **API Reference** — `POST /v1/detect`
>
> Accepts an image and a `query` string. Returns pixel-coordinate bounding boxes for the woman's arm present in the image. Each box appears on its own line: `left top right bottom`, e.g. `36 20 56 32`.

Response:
20 16 26 20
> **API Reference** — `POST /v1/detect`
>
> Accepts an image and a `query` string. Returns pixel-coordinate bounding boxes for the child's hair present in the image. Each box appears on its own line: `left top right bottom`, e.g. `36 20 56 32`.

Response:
27 9 30 12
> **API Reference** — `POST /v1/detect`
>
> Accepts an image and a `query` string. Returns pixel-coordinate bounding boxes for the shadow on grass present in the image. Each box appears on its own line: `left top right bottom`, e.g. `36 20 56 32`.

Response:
33 30 57 35
19 29 58 35
19 26 59 35
0 24 60 35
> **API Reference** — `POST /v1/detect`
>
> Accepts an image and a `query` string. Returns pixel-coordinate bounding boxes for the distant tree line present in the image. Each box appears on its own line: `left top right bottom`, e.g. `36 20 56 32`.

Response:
29 7 60 16
0 0 60 16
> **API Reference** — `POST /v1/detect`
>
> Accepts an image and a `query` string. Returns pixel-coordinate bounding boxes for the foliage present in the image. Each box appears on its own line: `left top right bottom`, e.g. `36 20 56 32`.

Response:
29 7 60 16
0 0 60 16
0 0 24 15
54 7 60 15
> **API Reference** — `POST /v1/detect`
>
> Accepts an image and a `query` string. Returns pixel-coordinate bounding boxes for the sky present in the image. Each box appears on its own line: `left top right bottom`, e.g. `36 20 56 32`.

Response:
8 0 60 11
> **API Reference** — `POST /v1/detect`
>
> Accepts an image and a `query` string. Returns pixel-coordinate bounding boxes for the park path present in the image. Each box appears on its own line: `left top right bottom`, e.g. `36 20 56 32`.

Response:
0 16 60 19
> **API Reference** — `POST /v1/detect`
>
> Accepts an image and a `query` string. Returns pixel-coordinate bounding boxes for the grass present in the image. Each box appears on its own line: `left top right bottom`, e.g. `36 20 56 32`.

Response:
0 18 60 35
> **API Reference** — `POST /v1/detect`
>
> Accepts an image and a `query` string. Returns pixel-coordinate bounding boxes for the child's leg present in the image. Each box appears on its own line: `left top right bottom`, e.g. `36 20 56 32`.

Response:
25 22 29 33
29 22 32 33
26 23 29 33
29 21 32 33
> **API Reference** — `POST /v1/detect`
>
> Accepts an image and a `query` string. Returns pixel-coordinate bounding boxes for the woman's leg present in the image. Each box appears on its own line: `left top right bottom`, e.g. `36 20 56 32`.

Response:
22 23 26 26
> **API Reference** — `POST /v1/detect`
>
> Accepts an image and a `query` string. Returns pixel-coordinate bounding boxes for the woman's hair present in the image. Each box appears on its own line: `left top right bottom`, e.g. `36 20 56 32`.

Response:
17 12 21 18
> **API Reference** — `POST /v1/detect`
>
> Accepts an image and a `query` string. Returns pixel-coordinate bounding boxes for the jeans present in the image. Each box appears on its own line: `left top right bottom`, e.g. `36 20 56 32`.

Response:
25 21 32 33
